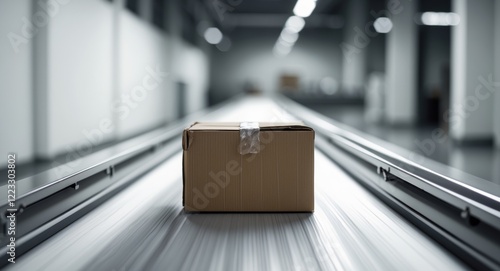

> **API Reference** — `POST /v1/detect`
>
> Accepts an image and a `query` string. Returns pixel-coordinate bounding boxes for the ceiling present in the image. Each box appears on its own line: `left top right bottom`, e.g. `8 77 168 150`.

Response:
227 0 342 15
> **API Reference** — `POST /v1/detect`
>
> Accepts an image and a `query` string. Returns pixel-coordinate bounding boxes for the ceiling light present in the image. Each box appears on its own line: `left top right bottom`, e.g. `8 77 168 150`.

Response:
421 12 460 26
293 0 316 18
285 16 305 33
373 17 393 33
204 27 223 45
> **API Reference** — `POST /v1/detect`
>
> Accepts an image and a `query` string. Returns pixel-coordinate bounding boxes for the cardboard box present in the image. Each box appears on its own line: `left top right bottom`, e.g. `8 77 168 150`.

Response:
182 122 314 212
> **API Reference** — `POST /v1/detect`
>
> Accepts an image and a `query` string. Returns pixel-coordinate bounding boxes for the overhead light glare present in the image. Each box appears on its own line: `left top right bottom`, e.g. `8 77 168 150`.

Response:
285 16 305 32
293 0 316 18
204 27 223 45
277 37 295 47
421 12 460 26
373 17 393 33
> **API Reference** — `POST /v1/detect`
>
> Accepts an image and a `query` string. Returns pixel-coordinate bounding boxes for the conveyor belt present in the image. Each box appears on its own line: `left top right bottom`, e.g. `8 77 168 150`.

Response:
5 97 467 270
6 152 465 271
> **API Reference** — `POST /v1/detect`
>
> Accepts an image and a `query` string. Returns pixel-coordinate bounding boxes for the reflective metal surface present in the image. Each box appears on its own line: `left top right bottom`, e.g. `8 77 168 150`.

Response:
277 97 500 229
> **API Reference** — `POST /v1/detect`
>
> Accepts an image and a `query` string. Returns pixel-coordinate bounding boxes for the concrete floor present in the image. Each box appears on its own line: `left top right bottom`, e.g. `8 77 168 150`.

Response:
310 104 500 185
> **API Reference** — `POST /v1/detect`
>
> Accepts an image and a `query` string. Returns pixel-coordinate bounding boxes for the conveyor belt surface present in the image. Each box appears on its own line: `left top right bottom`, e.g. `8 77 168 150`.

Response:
7 97 466 270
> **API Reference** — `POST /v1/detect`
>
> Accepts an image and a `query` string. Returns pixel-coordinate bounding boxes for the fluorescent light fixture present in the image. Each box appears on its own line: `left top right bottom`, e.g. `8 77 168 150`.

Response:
293 0 316 18
274 7 310 57
204 27 223 45
285 16 305 33
373 17 393 33
280 28 299 44
421 12 460 26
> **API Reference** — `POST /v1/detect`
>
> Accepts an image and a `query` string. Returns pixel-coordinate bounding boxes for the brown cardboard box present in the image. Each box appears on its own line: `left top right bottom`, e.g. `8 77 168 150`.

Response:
182 122 314 212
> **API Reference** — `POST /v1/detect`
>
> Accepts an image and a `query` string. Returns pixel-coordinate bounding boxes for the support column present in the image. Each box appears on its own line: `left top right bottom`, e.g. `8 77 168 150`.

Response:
385 0 418 125
33 0 115 159
0 0 34 164
495 0 500 148
111 0 124 141
450 0 495 142
166 0 182 118
341 0 367 95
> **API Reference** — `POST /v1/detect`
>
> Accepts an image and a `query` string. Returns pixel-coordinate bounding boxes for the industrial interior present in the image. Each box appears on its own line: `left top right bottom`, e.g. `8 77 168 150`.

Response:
1 0 500 270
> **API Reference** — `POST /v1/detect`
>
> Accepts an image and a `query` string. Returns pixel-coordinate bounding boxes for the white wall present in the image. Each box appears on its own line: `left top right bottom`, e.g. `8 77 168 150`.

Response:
211 28 343 99
32 0 209 159
39 0 115 158
117 10 209 139
1 0 211 163
117 9 172 139
451 0 495 141
174 40 210 114
0 0 34 164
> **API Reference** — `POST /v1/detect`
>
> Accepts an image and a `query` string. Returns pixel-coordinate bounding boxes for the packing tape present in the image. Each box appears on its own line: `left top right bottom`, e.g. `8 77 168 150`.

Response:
239 122 260 155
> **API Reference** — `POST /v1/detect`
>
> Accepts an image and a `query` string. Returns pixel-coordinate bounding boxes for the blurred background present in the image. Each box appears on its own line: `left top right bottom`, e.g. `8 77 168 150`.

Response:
0 0 499 183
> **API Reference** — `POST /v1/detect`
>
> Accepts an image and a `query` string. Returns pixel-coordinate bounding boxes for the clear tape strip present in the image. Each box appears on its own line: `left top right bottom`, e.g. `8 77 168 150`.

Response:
239 122 260 154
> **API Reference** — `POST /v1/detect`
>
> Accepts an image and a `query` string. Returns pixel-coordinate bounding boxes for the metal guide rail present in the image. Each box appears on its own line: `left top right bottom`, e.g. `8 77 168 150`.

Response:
0 128 183 265
0 100 235 266
276 96 500 270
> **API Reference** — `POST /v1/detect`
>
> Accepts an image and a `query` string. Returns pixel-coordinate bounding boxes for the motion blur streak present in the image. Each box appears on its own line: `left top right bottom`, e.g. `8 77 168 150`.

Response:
6 98 465 271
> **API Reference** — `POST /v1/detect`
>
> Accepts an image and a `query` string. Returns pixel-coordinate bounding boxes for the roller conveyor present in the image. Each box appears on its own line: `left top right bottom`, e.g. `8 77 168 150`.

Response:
2 96 500 270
